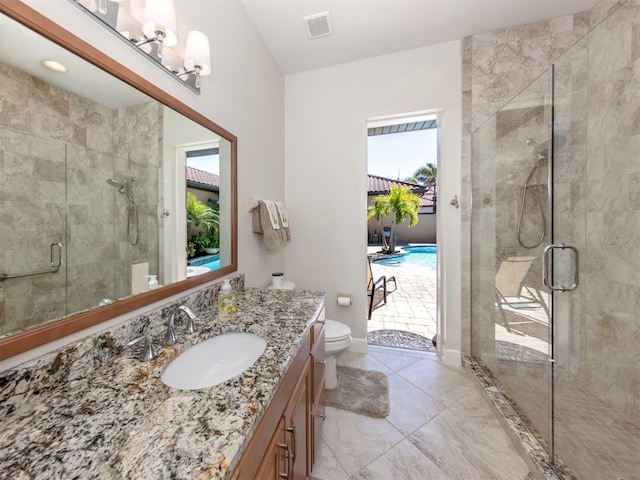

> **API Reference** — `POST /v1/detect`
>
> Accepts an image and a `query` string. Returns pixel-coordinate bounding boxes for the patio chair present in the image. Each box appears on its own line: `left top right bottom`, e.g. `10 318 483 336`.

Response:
367 255 397 319
495 256 548 331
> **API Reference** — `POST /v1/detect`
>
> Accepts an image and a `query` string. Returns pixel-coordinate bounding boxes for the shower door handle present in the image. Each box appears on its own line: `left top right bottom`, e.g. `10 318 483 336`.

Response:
51 242 63 268
542 243 579 292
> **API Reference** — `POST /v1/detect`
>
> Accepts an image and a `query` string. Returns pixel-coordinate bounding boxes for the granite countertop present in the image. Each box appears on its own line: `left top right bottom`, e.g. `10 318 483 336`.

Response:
0 288 326 480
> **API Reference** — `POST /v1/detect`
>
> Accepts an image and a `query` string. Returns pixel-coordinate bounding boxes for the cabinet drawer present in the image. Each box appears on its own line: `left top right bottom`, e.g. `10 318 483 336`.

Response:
311 307 326 344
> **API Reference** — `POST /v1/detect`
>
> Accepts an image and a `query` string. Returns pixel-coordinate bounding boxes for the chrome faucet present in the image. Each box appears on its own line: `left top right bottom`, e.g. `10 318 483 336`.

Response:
177 305 198 334
127 332 158 361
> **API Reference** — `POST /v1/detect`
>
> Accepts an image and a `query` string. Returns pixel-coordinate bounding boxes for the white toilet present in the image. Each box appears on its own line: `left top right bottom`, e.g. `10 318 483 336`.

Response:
324 319 352 390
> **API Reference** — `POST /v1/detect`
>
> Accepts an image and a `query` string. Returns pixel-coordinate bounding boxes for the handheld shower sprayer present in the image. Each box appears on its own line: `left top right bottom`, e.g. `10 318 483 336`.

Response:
106 177 139 246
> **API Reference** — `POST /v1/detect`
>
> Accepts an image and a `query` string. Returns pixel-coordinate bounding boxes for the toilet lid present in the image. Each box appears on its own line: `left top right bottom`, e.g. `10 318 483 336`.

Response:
325 319 351 342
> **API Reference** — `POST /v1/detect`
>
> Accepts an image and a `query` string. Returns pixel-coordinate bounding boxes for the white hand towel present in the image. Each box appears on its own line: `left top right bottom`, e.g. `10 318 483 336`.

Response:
275 202 289 227
275 201 291 242
263 200 281 230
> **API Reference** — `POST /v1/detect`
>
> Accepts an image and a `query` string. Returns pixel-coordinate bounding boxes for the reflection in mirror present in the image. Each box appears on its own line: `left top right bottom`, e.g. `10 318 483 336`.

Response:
186 148 221 274
0 4 236 357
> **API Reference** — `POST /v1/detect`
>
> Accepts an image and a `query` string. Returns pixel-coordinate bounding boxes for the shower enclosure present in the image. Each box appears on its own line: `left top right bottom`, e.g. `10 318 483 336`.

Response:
0 128 159 336
470 5 639 479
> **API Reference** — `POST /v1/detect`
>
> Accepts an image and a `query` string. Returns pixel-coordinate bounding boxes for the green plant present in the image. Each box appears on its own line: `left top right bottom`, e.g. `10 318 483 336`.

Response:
186 242 196 258
367 184 421 253
405 162 437 189
191 231 212 253
187 192 219 233
209 230 219 248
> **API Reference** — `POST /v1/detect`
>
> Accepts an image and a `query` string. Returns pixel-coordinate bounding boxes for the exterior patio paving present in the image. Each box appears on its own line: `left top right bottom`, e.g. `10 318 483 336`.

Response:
367 246 437 348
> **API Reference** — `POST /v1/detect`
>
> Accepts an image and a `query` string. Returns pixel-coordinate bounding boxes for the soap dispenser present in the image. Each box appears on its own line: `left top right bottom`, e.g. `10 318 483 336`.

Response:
217 279 236 321
145 275 159 290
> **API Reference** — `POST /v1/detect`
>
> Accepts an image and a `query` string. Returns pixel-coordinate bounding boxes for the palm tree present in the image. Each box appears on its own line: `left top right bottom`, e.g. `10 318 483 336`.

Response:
405 162 437 189
367 184 421 253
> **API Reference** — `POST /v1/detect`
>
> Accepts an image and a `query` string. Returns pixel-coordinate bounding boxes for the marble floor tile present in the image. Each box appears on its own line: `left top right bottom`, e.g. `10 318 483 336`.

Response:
351 438 443 479
367 348 424 372
335 350 394 375
320 405 404 476
386 373 446 436
310 437 349 480
397 357 476 407
368 344 435 359
312 348 533 479
408 388 531 480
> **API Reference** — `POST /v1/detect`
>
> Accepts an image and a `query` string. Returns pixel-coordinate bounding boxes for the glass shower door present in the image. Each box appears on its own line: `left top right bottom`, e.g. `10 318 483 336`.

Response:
471 69 554 451
0 130 68 335
551 4 640 477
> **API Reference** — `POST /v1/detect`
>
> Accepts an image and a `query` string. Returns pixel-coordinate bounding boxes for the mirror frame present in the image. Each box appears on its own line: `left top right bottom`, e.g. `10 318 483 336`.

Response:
0 2 238 360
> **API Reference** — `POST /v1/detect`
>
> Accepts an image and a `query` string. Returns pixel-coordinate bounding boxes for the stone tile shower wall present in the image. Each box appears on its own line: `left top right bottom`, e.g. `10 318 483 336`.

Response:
464 0 638 454
463 1 596 359
578 0 639 420
0 63 161 336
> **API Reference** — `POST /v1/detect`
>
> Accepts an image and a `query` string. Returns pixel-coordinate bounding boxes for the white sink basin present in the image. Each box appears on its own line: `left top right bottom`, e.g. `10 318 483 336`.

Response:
187 266 211 278
161 333 267 390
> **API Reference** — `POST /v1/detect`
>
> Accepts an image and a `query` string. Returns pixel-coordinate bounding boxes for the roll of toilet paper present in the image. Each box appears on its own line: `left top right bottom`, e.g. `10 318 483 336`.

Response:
337 295 352 307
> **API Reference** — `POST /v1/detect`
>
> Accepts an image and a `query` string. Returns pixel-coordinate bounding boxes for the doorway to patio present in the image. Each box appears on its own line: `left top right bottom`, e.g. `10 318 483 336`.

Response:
366 115 438 352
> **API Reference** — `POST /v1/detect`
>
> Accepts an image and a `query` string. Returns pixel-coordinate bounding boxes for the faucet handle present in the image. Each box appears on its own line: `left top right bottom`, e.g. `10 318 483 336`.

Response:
127 332 158 361
163 314 178 346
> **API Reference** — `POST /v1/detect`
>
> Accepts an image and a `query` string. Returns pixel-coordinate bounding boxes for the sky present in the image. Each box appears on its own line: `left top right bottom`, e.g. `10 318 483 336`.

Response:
367 128 437 181
187 154 219 175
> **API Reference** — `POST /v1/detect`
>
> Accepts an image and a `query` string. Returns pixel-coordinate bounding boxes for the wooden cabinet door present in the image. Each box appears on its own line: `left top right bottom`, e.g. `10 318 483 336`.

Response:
255 416 287 480
285 358 310 480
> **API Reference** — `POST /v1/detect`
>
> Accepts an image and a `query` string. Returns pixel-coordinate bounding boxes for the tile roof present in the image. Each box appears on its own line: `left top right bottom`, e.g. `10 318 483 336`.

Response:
367 174 435 208
367 174 423 194
187 166 220 190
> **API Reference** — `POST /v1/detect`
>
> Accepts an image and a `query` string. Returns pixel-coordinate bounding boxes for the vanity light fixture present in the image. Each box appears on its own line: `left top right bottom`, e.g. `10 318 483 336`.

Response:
42 60 68 73
181 31 211 88
71 0 211 94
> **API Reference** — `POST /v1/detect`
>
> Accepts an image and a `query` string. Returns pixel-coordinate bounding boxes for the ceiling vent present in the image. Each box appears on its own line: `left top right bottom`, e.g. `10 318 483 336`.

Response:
303 11 332 39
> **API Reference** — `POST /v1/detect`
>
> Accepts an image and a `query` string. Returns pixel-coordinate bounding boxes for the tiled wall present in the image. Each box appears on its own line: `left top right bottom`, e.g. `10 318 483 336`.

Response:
0 63 161 336
464 0 638 430
461 0 597 356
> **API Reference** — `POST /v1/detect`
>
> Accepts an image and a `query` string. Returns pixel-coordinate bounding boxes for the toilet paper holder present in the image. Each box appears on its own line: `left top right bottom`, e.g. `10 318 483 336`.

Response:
336 294 352 307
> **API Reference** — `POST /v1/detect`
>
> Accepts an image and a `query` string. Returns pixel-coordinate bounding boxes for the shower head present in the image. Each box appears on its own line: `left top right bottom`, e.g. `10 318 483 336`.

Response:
106 178 126 193
107 177 135 194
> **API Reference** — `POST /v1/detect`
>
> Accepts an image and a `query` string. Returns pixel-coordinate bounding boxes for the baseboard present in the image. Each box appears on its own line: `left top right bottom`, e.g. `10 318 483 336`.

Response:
442 348 461 366
349 338 368 353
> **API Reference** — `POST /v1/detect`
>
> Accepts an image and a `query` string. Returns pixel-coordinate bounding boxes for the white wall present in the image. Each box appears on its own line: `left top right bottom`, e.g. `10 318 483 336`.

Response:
284 42 462 359
21 0 286 288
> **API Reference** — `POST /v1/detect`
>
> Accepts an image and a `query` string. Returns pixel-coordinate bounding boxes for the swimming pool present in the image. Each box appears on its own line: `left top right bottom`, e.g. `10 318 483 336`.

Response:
188 254 221 272
373 245 437 270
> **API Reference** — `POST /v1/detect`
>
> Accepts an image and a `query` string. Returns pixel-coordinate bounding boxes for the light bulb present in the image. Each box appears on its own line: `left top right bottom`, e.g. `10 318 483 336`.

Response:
142 0 178 47
184 31 211 76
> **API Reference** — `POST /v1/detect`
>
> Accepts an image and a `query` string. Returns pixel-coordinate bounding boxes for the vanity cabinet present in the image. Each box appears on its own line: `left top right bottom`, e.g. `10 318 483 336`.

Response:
232 307 325 480
254 417 286 479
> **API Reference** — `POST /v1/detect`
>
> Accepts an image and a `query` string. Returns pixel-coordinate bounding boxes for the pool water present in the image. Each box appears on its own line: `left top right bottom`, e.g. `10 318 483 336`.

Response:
189 254 221 272
373 245 437 270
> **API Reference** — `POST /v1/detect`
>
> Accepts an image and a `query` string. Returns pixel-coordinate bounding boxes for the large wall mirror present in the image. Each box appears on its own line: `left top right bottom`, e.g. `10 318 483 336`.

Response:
0 3 238 360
